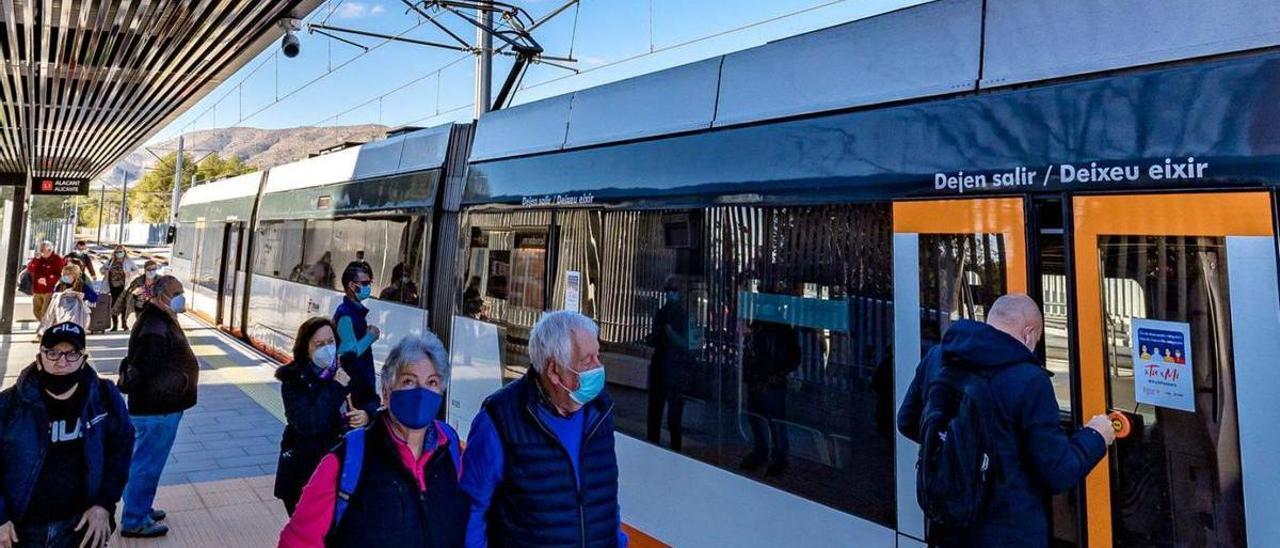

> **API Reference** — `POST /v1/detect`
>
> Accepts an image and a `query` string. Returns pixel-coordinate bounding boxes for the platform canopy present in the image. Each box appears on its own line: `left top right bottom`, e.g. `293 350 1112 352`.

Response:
0 0 323 180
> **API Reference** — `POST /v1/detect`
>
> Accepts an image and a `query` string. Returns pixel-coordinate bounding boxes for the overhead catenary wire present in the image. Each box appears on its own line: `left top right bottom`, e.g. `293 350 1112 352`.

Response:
153 2 428 143
520 0 856 94
311 53 472 127
160 0 863 144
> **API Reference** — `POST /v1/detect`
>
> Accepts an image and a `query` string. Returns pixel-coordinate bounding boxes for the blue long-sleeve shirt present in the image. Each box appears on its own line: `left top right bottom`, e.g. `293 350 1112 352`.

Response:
460 405 628 548
334 298 378 413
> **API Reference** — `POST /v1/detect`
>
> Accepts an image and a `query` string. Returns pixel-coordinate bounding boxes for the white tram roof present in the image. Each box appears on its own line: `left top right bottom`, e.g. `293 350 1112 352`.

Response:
179 171 263 208
471 0 1280 162
263 123 455 194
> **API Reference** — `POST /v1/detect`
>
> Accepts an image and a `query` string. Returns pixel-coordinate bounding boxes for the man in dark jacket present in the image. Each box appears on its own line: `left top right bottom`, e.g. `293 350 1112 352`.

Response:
460 311 628 548
0 322 133 548
26 241 66 325
898 294 1115 547
118 275 198 538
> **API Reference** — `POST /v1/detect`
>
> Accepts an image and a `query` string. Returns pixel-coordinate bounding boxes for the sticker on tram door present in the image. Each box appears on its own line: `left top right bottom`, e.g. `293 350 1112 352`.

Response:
1131 318 1194 412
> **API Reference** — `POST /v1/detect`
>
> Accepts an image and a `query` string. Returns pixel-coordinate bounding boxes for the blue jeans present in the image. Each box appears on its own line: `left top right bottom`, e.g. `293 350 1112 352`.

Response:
121 412 183 529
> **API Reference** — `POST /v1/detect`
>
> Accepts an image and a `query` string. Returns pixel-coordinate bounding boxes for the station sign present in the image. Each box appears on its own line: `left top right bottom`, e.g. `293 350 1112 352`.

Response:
31 177 89 196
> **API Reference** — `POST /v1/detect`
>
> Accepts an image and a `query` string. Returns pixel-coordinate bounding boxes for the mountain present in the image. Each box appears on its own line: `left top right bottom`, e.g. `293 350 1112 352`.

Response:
112 124 389 179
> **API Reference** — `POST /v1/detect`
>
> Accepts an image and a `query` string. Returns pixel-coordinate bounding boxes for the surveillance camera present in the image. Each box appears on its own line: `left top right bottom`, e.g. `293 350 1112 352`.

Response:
281 31 300 58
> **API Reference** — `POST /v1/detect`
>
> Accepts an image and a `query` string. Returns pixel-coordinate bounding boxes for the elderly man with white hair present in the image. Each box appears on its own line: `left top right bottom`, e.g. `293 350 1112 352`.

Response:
460 311 628 548
280 333 468 547
25 240 66 328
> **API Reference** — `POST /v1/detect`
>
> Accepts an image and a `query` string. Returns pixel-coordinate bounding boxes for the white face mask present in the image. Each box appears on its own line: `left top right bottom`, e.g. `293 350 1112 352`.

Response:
311 343 338 370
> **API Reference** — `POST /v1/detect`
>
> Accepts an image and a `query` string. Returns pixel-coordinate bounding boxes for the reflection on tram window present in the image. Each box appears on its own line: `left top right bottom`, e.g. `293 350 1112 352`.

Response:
298 220 336 288
1098 235 1245 547
174 222 197 259
510 232 548 309
253 216 426 306
463 205 898 526
918 233 1008 352
194 225 224 292
254 220 305 279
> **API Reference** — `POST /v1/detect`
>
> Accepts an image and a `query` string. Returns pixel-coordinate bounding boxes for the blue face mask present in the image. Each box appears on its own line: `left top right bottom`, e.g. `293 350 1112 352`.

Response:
60 275 73 285
169 294 186 313
389 386 443 430
567 365 606 405
354 284 372 301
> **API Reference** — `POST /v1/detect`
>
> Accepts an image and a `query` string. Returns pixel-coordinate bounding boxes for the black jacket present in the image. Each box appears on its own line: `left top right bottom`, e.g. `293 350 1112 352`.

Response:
120 303 199 416
274 360 350 508
0 364 133 525
897 320 1107 547
326 414 467 547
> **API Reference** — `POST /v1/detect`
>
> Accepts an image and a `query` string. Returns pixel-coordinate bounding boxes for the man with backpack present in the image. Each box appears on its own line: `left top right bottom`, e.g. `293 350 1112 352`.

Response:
897 294 1115 547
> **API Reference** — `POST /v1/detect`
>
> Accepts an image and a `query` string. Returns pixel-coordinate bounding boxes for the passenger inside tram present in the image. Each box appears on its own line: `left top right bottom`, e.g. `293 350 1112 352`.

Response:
380 264 420 305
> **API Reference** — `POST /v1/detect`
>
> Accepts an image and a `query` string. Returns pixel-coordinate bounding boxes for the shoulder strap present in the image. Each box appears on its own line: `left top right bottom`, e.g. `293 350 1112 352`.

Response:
441 422 463 476
334 427 367 527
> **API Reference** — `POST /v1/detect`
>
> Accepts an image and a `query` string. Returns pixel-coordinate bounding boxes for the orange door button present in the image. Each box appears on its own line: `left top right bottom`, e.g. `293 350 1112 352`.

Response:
1109 411 1133 439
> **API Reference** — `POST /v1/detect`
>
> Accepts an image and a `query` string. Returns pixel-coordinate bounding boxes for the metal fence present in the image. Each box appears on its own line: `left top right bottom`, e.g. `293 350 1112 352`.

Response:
27 218 77 256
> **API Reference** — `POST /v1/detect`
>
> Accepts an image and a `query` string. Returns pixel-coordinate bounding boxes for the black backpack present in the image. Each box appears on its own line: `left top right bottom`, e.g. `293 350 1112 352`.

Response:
915 360 999 528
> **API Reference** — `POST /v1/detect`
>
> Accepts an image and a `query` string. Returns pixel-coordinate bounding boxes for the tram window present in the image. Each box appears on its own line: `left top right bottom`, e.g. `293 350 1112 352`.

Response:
379 217 428 308
464 229 546 308
1098 235 1245 546
195 225 224 292
597 205 897 526
918 233 1008 352
510 232 548 309
297 220 336 289
254 220 305 279
328 216 417 302
486 250 511 299
174 222 197 259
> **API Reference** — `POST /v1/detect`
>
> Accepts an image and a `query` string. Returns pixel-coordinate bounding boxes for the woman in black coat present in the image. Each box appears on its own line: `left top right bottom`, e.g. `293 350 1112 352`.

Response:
274 317 369 515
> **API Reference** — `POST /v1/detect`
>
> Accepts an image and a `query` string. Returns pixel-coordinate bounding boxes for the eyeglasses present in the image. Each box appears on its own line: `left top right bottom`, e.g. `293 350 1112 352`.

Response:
41 349 84 362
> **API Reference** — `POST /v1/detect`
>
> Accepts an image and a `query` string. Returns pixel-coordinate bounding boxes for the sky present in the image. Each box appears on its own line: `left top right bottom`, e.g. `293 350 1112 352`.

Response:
144 0 927 147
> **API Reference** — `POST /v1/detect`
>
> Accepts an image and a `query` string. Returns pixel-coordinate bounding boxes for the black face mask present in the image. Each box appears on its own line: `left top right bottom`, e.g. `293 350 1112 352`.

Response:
37 360 85 395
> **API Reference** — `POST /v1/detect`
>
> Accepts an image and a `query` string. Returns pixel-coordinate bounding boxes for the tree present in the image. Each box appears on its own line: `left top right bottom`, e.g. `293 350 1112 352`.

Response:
126 152 254 223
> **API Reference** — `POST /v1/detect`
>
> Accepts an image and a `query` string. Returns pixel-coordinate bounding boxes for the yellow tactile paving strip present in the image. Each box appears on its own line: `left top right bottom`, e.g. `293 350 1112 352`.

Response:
113 475 287 547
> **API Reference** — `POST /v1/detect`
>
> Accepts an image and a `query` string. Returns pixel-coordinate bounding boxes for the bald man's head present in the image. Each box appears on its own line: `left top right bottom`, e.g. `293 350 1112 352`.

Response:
986 294 1043 351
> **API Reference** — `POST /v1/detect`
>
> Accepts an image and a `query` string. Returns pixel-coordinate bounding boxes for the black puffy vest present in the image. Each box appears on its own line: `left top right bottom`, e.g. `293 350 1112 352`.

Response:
484 371 620 548
326 417 467 548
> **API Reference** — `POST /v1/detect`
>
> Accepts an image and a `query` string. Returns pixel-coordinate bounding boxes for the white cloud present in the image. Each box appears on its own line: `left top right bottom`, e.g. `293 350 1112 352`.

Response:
579 55 607 67
333 1 383 19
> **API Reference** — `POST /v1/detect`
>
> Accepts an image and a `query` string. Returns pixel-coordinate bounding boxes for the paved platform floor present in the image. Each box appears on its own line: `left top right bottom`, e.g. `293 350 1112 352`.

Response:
1 295 291 546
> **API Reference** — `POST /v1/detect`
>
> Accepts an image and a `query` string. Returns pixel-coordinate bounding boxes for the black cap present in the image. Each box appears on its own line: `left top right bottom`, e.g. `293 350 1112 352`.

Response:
42 322 86 350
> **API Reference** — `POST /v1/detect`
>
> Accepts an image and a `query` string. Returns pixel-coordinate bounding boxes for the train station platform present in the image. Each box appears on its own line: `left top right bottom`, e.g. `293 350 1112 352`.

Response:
1 296 291 547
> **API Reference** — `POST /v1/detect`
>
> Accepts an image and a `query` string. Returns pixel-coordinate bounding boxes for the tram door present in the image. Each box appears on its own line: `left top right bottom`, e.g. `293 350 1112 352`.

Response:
891 198 1027 545
216 222 244 329
1073 193 1280 547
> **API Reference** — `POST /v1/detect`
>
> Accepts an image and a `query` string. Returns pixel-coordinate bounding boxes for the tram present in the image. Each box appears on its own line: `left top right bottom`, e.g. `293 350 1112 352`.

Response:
173 0 1280 545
